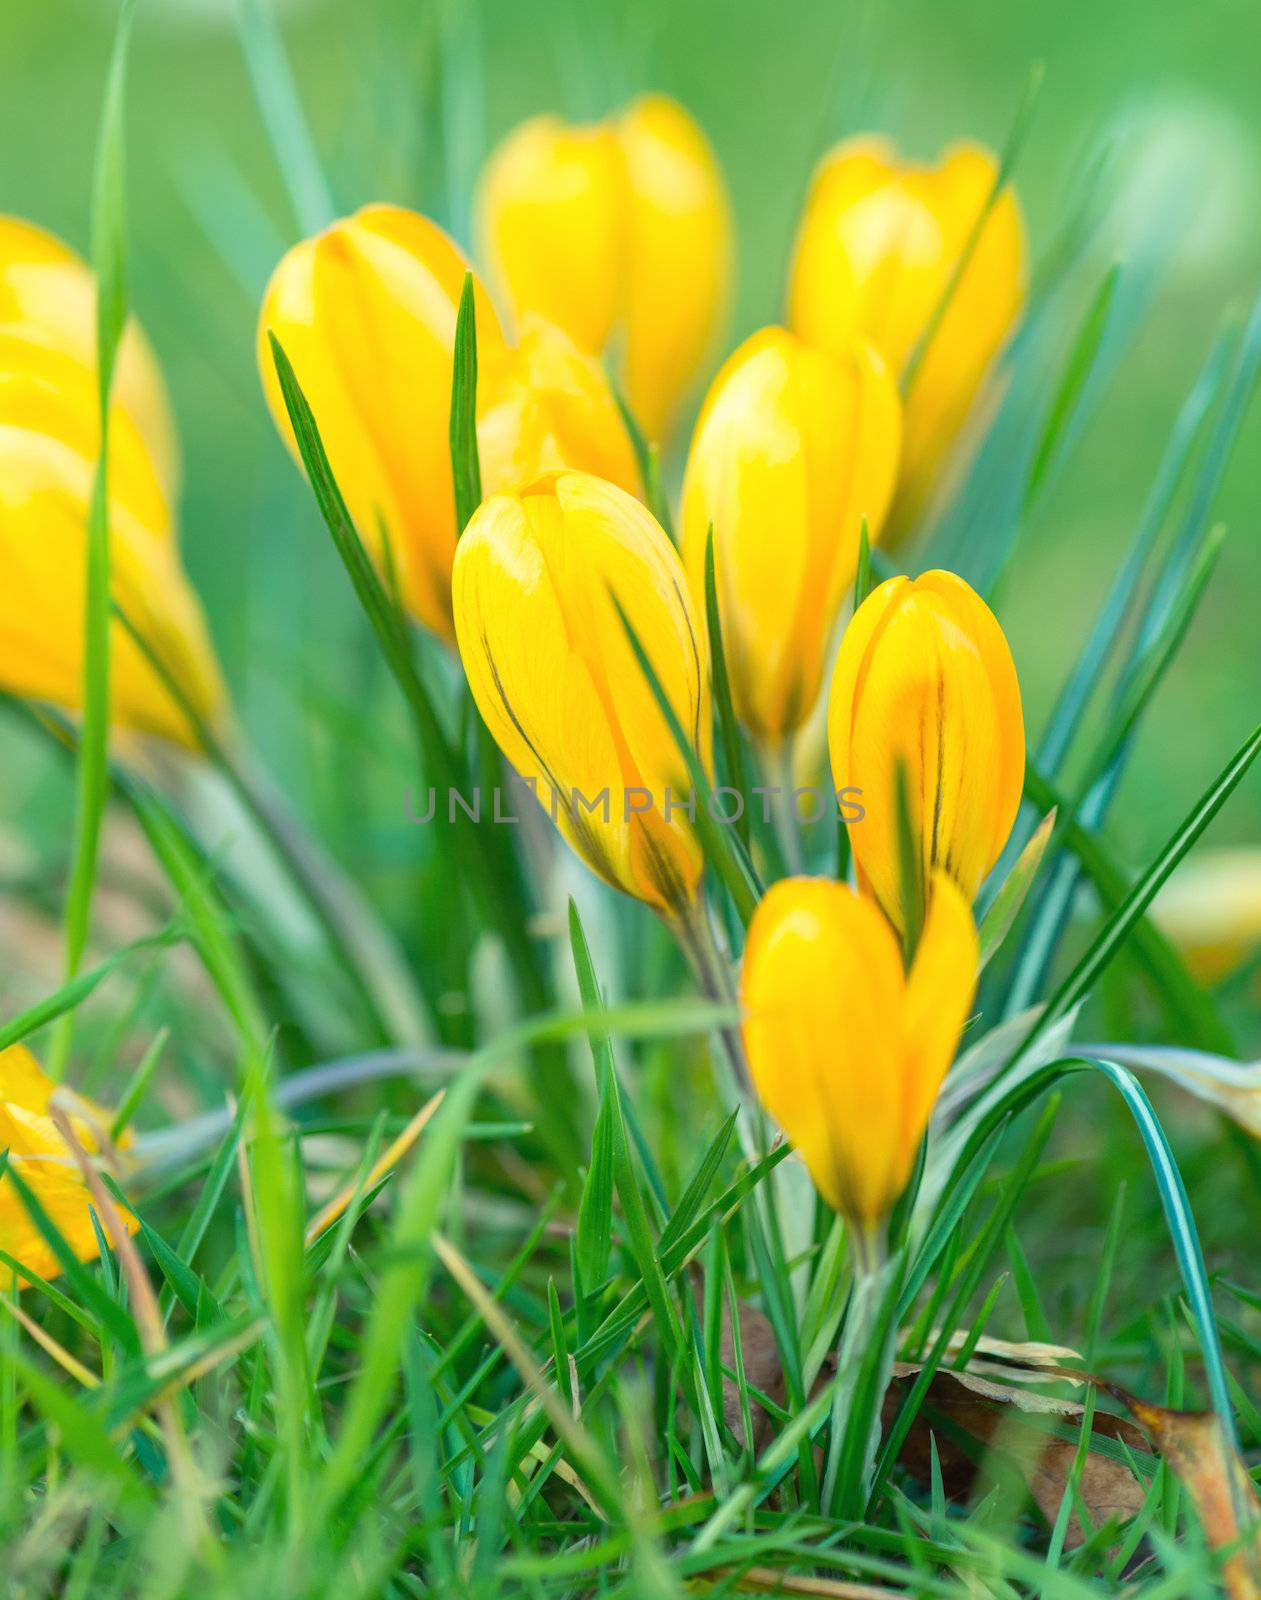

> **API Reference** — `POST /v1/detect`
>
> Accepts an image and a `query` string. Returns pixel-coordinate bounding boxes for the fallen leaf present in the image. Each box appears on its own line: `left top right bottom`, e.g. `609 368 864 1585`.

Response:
1110 1390 1261 1600
886 1361 1151 1546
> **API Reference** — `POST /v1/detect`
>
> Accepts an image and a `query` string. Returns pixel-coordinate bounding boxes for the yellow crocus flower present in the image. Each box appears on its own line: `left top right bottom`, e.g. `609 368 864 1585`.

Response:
258 206 638 641
476 93 732 441
680 326 901 742
787 137 1026 535
0 214 180 503
828 571 1024 936
0 240 225 748
0 1044 136 1286
452 468 710 914
741 872 978 1229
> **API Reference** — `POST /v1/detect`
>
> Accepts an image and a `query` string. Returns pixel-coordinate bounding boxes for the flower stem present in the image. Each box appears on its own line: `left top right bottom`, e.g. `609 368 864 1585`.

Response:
821 1223 898 1517
760 739 804 874
667 897 750 1100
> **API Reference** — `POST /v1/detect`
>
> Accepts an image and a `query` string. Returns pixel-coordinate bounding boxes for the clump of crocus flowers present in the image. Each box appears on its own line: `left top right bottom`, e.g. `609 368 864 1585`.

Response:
4 90 1033 1304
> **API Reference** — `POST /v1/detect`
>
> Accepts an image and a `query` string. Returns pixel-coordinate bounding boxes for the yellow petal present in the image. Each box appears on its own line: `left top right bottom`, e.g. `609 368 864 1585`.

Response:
477 313 640 501
901 871 979 1171
0 1044 136 1287
0 333 172 537
786 139 1026 538
476 116 622 356
618 94 733 441
0 214 180 501
682 326 900 741
260 207 645 639
475 98 733 443
741 877 908 1223
453 469 709 911
828 571 1023 933
0 422 224 747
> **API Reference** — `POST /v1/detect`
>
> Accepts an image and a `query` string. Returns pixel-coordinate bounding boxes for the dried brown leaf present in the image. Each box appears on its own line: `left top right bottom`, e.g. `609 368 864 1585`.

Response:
1110 1390 1261 1600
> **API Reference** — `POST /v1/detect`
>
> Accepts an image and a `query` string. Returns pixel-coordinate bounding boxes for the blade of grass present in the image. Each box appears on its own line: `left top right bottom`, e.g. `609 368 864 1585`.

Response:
450 271 482 534
235 0 334 235
613 599 762 926
52 0 136 1079
703 526 751 853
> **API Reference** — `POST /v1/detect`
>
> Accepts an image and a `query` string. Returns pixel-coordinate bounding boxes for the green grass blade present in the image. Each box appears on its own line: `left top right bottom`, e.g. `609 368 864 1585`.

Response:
1021 721 1261 1057
613 599 761 925
236 0 334 235
703 526 751 852
1022 264 1121 515
54 0 136 1076
450 271 482 534
1037 321 1237 773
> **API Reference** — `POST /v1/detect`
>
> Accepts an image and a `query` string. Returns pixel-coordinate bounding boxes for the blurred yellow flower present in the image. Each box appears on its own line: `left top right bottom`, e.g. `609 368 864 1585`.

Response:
476 93 732 442
828 571 1024 937
0 1044 136 1286
1152 847 1261 984
681 326 901 742
741 872 977 1228
0 225 225 748
453 468 710 914
258 205 639 641
787 137 1026 535
0 215 180 502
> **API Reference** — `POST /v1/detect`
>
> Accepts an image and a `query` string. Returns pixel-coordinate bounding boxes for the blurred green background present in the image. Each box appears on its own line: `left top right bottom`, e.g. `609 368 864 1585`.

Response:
3 0 1260 904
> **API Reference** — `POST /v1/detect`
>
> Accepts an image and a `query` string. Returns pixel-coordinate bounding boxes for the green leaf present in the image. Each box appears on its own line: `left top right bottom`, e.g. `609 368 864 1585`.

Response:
1022 263 1121 514
317 1067 480 1513
0 924 183 1054
54 0 136 1077
1037 320 1237 773
568 901 687 1374
978 806 1055 969
703 525 751 852
0 1153 141 1356
613 597 762 926
1022 721 1261 1057
852 516 873 611
894 759 923 964
449 271 482 534
9 1348 152 1509
576 1075 615 1292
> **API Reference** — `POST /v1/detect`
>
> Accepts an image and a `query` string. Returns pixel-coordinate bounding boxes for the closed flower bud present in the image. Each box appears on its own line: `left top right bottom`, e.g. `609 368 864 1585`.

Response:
741 872 978 1227
453 469 711 914
258 206 638 640
0 1044 136 1285
681 326 901 742
0 264 224 748
828 571 1024 935
0 215 180 502
477 94 732 441
787 138 1026 534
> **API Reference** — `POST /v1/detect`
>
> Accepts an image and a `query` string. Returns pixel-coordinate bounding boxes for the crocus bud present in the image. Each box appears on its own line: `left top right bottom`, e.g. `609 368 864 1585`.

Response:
742 872 978 1228
787 138 1026 534
828 571 1024 936
258 206 638 640
0 324 224 748
681 326 901 742
0 215 180 502
477 94 732 441
0 1044 136 1285
453 469 711 914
